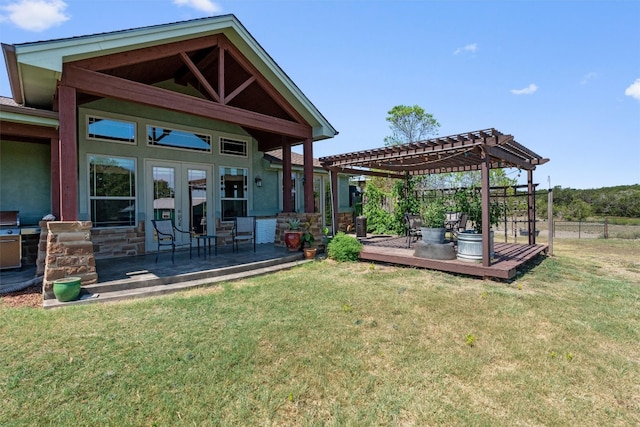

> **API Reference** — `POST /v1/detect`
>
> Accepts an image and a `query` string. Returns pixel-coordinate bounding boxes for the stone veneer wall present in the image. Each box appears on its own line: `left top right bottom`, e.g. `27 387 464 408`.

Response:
274 212 355 249
91 221 145 259
40 221 98 299
336 212 354 233
275 213 322 248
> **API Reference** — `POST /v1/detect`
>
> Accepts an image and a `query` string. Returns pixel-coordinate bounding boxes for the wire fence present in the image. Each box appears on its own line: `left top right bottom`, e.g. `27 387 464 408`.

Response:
492 218 640 242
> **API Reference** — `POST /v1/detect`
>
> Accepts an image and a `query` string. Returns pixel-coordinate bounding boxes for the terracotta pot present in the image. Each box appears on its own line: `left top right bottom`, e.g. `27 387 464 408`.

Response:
303 247 317 259
284 231 302 251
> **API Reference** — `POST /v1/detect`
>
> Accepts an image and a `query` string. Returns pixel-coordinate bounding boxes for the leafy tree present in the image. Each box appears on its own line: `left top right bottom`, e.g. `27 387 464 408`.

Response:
384 105 440 146
567 199 593 221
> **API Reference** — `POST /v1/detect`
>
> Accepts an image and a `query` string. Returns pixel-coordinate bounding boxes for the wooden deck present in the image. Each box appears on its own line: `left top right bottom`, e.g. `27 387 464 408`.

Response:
359 237 548 280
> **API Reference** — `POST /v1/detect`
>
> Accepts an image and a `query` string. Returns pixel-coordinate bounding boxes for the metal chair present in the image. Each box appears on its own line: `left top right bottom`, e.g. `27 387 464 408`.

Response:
404 213 422 247
151 219 192 263
233 216 256 252
447 213 468 240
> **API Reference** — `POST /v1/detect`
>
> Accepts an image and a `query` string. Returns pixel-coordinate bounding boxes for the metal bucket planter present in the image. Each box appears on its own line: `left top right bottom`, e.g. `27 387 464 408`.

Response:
420 227 446 244
52 277 81 302
456 231 494 262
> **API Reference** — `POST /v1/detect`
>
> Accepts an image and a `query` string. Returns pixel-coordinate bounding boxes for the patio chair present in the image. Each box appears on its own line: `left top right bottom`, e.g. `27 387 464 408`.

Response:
404 213 422 247
448 213 468 240
151 219 192 263
233 216 256 252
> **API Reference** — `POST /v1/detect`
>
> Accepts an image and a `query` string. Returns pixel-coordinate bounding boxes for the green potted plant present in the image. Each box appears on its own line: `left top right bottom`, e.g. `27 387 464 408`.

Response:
284 217 303 251
301 230 316 259
419 197 447 244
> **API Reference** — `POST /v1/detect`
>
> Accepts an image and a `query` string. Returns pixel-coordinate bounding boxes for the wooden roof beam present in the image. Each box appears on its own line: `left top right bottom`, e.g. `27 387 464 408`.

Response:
62 65 311 139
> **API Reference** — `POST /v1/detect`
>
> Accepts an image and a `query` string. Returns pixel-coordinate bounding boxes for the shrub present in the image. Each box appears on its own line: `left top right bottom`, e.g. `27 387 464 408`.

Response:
327 232 363 262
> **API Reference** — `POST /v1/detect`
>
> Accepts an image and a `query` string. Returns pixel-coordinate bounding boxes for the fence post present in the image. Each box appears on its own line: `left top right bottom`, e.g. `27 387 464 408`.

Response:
547 189 553 255
604 217 609 239
578 221 581 239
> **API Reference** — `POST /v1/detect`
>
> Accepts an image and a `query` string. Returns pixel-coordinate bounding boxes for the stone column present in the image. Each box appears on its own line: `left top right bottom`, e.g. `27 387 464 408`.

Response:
42 221 98 299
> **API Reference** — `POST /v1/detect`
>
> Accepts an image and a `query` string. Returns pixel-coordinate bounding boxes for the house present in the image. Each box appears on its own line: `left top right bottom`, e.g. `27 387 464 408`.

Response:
0 14 356 272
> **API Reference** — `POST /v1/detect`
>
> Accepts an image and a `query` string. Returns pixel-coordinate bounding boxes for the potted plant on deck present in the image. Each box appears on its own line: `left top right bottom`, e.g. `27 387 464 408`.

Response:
284 218 303 251
419 197 447 244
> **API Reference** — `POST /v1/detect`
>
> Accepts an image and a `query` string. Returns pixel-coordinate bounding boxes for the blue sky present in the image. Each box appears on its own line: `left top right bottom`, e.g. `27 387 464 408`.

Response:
1 0 639 189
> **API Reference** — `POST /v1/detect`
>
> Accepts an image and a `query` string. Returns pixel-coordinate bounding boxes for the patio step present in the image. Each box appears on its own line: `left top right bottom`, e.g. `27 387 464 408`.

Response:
43 255 310 309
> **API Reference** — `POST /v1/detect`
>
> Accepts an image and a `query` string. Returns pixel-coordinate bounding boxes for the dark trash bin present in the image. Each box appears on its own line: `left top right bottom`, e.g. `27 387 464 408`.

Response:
356 216 367 238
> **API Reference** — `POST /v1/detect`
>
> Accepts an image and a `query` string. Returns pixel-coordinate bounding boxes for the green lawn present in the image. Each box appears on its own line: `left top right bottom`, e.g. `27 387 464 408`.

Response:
1 239 639 426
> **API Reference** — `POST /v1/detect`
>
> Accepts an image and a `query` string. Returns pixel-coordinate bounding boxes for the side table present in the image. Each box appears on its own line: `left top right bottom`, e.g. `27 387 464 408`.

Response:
195 235 218 257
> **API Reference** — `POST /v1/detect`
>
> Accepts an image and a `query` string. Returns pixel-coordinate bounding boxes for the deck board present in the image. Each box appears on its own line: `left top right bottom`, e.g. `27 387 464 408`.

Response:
359 238 547 280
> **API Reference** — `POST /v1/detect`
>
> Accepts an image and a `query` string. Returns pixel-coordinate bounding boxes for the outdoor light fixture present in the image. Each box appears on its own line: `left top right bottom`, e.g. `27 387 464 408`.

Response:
254 176 263 187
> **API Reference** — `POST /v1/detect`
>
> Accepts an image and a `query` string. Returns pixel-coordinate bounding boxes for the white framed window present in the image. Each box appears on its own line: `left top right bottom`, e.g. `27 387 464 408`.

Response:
220 137 248 157
88 155 136 227
220 167 248 221
147 125 212 152
87 116 136 144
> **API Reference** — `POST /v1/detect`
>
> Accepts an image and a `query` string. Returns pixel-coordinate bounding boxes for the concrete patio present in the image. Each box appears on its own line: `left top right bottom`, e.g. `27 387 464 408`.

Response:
1 243 309 309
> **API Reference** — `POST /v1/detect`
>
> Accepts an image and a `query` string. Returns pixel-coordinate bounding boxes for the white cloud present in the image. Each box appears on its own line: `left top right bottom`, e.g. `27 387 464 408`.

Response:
173 0 221 14
0 0 69 32
453 43 477 55
580 72 598 85
510 84 538 95
624 78 640 101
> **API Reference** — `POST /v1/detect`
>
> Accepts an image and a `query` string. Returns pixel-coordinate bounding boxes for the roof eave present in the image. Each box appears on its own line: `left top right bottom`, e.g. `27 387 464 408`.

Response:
8 15 337 137
2 43 23 104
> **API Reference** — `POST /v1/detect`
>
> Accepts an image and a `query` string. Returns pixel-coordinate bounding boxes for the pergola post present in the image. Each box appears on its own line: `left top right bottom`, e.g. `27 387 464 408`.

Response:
527 169 535 245
480 147 491 267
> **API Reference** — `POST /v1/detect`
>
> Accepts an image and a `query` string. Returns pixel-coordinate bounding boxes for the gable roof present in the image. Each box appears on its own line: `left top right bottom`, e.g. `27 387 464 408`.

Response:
264 149 322 168
2 14 337 142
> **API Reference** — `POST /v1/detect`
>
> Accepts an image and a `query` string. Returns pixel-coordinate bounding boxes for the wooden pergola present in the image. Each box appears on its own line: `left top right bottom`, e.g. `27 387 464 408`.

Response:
319 128 550 267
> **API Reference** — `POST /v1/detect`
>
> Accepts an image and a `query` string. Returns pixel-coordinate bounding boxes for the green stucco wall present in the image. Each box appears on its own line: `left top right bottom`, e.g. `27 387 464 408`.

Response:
0 139 50 224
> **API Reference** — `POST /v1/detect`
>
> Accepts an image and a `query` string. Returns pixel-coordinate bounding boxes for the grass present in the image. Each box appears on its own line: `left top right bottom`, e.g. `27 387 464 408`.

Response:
1 239 639 426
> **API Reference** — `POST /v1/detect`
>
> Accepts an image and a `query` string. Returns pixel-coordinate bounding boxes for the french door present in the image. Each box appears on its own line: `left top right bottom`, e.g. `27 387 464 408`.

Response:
145 160 213 251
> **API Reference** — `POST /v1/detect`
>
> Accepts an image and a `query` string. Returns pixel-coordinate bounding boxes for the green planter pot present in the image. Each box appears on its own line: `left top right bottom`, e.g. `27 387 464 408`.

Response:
53 277 81 302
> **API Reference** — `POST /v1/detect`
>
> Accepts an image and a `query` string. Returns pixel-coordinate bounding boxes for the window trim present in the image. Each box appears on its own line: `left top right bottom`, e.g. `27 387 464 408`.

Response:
219 166 249 221
146 124 213 153
87 154 137 229
219 136 249 158
86 115 136 145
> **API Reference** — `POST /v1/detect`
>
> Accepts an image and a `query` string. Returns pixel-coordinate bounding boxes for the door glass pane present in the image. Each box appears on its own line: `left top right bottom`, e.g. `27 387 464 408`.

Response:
153 166 175 221
189 169 207 234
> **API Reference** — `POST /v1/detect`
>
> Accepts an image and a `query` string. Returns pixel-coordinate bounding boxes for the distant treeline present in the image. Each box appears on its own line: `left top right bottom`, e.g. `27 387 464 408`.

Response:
538 184 640 220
